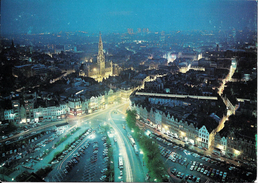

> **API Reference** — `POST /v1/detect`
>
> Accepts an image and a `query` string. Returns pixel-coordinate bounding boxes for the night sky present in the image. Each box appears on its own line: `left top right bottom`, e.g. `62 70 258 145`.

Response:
1 0 257 35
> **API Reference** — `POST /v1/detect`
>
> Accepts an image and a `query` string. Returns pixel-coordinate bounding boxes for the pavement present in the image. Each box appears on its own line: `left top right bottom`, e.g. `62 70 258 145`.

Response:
4 101 147 182
137 120 242 167
8 126 88 181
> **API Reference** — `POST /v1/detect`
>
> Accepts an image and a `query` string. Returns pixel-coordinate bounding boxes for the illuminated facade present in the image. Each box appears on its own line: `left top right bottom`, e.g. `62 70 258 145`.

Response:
68 96 82 116
131 103 216 148
33 103 68 121
81 32 113 82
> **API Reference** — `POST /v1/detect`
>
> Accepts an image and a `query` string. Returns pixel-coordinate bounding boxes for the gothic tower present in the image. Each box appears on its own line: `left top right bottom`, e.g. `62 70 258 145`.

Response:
97 32 105 76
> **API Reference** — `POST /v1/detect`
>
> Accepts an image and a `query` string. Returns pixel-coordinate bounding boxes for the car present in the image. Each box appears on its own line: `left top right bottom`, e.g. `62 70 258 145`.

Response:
101 168 108 173
196 177 201 183
197 167 201 172
100 175 106 181
171 168 177 175
73 159 78 164
185 174 189 180
120 171 123 176
180 173 184 179
204 170 208 175
182 160 186 165
193 161 196 165
222 176 226 182
219 171 223 176
180 160 184 165
188 175 193 180
64 169 68 174
192 176 197 181
229 166 235 171
216 169 220 175
194 166 198 171
223 172 227 177
210 173 214 177
200 168 205 173
190 165 194 171
177 172 181 178
207 171 210 177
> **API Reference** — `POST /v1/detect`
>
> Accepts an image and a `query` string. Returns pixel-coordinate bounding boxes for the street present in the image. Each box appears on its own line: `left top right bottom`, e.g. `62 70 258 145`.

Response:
1 101 147 182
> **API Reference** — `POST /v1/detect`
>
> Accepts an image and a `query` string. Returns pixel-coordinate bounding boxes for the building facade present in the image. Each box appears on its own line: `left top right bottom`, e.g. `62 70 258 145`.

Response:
80 32 113 82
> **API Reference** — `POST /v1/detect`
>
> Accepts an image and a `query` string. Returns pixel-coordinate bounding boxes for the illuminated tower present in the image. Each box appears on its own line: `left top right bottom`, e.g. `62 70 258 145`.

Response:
97 32 105 76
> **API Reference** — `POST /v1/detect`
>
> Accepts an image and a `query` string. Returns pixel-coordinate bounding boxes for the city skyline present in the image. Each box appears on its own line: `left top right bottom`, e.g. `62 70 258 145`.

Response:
1 0 257 35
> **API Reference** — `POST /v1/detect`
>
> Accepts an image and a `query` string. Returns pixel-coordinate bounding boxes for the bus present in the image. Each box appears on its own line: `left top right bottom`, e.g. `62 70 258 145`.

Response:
129 137 135 147
119 157 123 169
134 145 139 155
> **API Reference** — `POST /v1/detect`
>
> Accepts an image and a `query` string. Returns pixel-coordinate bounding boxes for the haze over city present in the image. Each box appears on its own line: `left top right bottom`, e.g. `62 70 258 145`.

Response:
1 0 257 34
0 0 257 182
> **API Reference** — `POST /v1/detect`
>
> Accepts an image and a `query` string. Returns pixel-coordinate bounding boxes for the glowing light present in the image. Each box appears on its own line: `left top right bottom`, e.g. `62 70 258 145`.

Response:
90 134 96 139
196 137 201 142
181 131 186 136
218 145 224 149
234 150 240 155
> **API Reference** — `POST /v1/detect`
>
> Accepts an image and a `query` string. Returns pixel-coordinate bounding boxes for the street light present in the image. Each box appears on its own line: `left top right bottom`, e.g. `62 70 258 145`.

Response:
234 149 240 156
181 131 186 136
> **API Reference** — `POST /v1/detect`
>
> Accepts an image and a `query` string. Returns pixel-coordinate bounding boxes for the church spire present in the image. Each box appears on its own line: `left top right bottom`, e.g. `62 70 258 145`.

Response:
97 32 105 76
11 40 15 49
98 32 103 55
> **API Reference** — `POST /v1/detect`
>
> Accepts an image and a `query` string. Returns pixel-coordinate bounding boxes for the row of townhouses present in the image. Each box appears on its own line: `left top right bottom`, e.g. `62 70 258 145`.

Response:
131 103 255 162
3 87 133 123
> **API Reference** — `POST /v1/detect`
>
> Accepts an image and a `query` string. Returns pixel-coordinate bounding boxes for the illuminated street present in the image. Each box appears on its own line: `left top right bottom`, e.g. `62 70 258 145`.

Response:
0 1 256 182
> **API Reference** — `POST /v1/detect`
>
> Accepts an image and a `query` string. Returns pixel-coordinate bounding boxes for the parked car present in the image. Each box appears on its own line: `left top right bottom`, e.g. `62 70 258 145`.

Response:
176 172 181 178
171 168 177 175
190 165 194 171
180 173 184 179
204 170 208 175
196 177 201 183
